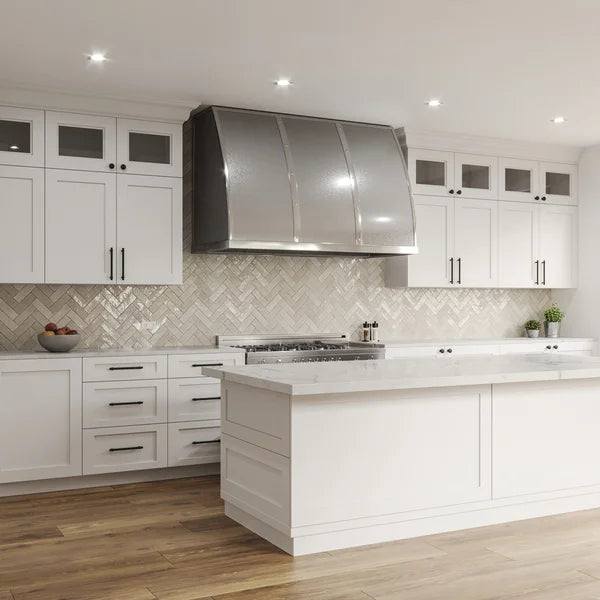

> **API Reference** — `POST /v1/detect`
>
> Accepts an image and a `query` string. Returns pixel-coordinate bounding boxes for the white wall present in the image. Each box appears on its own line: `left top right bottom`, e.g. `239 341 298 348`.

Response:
553 146 599 351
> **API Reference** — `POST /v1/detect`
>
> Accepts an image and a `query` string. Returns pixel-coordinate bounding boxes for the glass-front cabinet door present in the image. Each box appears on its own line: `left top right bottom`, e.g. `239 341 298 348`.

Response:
454 153 498 200
0 106 44 167
539 162 577 206
117 118 182 177
408 149 454 196
498 157 539 203
45 112 116 172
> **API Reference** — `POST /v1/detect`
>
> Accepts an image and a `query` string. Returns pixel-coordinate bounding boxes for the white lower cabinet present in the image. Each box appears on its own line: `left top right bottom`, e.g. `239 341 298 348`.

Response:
168 379 221 422
168 422 221 467
83 424 167 475
0 358 82 483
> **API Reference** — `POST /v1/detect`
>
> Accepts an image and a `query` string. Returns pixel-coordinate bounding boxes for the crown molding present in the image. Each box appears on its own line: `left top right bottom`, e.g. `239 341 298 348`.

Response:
398 127 582 164
0 85 198 122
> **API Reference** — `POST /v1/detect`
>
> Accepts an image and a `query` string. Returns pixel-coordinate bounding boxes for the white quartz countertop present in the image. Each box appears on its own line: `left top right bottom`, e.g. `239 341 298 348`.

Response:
0 345 245 360
380 337 594 347
203 353 600 396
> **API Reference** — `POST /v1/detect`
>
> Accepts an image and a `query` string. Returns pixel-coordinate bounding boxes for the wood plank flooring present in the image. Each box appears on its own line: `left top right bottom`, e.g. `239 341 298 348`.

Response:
2 476 600 599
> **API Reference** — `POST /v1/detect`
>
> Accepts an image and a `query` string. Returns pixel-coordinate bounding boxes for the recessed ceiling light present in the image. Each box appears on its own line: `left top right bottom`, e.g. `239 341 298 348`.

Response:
275 78 292 87
551 116 567 124
89 52 107 63
426 99 443 108
8 145 19 151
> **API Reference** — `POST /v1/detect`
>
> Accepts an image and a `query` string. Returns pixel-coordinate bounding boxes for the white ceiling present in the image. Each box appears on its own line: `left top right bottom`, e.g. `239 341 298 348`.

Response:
2 0 599 147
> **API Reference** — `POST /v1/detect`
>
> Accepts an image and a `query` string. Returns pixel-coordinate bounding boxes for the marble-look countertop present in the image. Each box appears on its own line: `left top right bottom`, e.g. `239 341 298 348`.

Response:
0 345 245 360
203 353 600 396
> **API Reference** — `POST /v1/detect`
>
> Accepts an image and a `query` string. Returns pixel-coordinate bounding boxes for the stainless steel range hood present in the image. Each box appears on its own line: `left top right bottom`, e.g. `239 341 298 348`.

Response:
190 106 417 257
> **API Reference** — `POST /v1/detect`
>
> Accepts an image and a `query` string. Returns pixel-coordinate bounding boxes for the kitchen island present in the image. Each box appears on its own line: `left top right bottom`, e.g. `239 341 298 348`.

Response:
204 354 600 555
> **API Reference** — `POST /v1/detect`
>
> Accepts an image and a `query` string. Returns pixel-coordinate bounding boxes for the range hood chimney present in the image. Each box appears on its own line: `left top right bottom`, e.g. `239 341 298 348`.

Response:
191 106 417 257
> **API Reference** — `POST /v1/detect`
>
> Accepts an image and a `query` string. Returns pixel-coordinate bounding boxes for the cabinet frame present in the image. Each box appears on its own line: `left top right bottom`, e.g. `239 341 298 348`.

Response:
540 162 578 206
498 157 540 203
0 106 45 167
408 148 454 196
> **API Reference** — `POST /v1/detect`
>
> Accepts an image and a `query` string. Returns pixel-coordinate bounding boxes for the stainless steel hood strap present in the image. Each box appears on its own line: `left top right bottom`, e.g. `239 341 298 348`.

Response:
276 116 301 243
212 109 234 240
336 124 362 244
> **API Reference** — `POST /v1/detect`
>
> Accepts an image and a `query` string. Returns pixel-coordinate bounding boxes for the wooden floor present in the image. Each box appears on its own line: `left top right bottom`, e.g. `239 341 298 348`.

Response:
2 477 600 600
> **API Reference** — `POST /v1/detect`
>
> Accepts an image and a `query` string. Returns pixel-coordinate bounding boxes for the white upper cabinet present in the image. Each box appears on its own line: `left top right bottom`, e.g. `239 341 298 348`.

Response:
0 106 44 167
117 118 182 177
454 153 498 200
453 198 498 287
498 158 540 203
540 162 577 206
45 111 117 172
538 204 577 288
408 149 454 196
0 165 44 283
117 175 183 284
45 170 117 284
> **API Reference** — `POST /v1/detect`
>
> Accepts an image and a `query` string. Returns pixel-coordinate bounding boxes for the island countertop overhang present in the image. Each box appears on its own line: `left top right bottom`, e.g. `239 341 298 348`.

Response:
203 353 600 396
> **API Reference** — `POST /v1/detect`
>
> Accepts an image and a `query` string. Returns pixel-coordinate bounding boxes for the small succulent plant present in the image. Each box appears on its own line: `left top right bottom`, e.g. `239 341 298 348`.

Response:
524 319 541 331
544 305 565 323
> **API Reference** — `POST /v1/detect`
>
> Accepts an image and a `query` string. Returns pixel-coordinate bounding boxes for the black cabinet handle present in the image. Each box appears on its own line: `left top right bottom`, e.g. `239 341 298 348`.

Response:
109 401 144 406
448 189 455 194
534 195 540 200
546 345 551 350
535 260 539 285
447 348 453 353
192 439 220 445
108 365 144 371
109 247 114 281
553 345 558 349
457 257 462 284
439 348 445 354
121 248 125 281
192 362 223 367
109 445 143 452
450 257 454 284
542 260 546 285
456 189 462 195
192 396 221 402
541 196 547 201
120 164 127 170
109 163 115 170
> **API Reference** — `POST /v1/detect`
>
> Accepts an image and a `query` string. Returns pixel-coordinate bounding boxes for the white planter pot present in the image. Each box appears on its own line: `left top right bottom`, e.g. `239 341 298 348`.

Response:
526 329 540 338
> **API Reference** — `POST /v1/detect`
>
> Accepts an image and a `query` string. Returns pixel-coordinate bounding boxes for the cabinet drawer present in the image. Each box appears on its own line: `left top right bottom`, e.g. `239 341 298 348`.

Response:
83 355 167 382
498 341 594 355
168 378 220 422
168 422 220 467
83 380 167 428
83 424 167 474
168 353 243 381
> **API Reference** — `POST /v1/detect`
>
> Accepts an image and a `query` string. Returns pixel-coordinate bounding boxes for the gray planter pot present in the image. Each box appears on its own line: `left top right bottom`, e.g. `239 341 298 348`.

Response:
545 321 561 338
526 329 540 338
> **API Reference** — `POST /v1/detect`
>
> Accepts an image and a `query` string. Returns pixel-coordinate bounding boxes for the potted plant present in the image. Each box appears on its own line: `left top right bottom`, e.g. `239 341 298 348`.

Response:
543 304 565 338
524 319 541 338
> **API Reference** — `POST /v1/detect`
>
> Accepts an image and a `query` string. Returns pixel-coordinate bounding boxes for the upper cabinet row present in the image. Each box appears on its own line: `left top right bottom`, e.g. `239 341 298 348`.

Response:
0 105 182 177
408 149 577 205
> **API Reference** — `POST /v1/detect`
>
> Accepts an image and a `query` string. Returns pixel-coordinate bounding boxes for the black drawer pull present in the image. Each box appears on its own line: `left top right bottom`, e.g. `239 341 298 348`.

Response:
192 362 223 368
109 401 144 406
109 445 143 452
108 366 144 371
192 396 221 402
192 439 220 445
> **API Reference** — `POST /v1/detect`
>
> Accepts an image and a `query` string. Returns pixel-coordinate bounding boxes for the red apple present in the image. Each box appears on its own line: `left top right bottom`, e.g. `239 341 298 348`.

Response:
67 330 78 335
45 322 57 332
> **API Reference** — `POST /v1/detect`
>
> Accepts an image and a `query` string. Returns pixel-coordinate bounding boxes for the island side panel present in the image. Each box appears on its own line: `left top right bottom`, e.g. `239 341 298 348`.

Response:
290 385 492 529
220 381 292 534
493 378 600 499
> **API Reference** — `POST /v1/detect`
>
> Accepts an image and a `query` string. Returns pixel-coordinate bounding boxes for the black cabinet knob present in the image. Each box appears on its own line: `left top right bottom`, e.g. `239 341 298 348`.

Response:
546 345 551 350
534 195 540 200
553 345 558 349
448 189 454 194
456 189 462 195
447 348 453 353
541 196 546 201
109 163 115 170
120 164 127 170
439 348 445 353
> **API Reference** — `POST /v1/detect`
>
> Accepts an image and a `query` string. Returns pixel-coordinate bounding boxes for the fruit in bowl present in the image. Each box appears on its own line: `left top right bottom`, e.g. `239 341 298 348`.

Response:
38 323 80 352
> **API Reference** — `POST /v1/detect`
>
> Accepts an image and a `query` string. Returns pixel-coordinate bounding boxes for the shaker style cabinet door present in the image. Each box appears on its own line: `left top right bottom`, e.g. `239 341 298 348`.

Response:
116 118 182 177
0 106 44 167
45 170 117 284
116 174 183 284
0 358 82 483
407 149 454 196
498 201 538 287
453 198 498 287
539 162 577 206
538 205 577 288
498 157 540 203
453 153 498 200
45 111 117 172
0 165 44 283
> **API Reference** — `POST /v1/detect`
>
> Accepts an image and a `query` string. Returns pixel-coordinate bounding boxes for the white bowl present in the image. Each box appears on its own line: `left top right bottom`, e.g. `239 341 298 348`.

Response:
37 333 80 352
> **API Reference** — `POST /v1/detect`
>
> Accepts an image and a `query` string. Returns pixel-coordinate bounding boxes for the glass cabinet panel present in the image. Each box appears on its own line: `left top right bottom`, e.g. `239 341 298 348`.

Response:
129 132 170 164
416 159 445 187
545 171 570 196
58 125 103 159
505 168 531 193
461 164 489 190
0 120 30 154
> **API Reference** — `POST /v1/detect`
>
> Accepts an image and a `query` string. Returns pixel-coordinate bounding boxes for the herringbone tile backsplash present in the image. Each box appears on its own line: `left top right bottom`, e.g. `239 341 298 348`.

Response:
0 123 551 351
